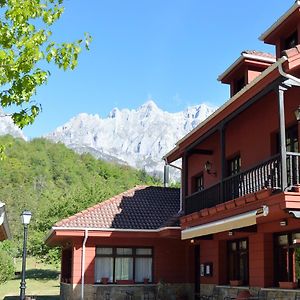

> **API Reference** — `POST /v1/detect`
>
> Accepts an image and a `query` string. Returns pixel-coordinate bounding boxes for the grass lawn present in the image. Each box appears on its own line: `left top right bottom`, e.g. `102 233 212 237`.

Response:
0 257 60 300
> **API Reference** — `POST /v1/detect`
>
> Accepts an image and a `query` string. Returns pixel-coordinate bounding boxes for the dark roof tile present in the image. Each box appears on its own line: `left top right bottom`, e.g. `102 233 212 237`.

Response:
55 186 180 230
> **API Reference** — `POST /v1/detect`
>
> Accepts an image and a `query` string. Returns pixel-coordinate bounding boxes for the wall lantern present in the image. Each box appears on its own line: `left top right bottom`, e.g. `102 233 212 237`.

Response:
228 231 234 236
204 161 216 175
295 105 300 122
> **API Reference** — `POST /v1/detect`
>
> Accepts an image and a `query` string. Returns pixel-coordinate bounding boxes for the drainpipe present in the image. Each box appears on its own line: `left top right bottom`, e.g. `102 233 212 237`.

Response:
164 159 183 213
81 229 89 300
278 57 300 84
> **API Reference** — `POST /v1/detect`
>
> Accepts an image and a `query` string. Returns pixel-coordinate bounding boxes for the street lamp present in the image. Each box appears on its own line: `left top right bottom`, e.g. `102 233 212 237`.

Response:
20 210 32 300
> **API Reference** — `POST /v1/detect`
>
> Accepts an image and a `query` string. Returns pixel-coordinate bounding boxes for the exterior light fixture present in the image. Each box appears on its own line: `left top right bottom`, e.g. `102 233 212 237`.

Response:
204 161 216 175
20 210 32 300
228 231 234 236
280 220 287 227
190 239 195 244
21 210 32 225
295 105 300 121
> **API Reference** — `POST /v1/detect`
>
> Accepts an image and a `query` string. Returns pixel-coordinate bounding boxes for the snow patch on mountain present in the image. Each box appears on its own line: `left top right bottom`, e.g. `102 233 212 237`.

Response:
46 100 217 178
0 112 26 140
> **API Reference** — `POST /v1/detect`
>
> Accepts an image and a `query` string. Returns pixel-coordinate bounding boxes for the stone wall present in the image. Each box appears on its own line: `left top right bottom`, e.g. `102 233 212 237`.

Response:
60 283 194 300
200 284 300 300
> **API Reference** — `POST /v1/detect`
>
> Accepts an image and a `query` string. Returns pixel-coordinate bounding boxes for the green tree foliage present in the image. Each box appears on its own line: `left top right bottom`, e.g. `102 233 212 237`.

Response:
0 136 160 266
0 0 91 129
0 245 15 283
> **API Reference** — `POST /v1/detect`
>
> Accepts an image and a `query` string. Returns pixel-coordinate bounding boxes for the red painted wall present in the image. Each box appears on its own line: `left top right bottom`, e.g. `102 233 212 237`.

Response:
69 236 193 285
186 88 299 196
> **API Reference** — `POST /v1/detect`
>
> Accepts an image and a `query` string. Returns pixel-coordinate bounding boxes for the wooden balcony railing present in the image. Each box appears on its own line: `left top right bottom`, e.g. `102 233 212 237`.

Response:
185 153 300 215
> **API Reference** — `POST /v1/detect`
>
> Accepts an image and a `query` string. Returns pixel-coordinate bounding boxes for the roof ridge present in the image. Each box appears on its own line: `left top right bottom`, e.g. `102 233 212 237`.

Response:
242 50 275 59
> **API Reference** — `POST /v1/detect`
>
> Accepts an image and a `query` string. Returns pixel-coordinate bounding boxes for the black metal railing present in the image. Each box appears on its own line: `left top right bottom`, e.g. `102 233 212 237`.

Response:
287 152 300 186
185 153 300 215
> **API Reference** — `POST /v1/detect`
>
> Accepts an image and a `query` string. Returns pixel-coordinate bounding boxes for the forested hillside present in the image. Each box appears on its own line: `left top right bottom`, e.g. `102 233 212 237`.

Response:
0 135 160 265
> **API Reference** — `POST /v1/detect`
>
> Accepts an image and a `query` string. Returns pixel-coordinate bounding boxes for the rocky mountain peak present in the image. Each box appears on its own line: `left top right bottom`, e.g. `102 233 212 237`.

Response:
46 100 217 179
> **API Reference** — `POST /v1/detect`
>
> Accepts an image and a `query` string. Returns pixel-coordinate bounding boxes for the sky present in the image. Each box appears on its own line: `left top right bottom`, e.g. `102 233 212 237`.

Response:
21 0 295 138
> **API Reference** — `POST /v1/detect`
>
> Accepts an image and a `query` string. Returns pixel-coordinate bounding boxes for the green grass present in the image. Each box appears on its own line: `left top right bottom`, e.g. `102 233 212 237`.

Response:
0 257 60 300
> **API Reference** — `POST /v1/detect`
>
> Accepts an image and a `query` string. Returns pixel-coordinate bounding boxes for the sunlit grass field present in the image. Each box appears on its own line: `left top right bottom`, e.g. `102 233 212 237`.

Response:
0 257 60 300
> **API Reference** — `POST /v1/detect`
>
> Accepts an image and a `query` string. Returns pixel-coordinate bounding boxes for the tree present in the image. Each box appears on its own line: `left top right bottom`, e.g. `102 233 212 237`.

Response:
0 0 91 129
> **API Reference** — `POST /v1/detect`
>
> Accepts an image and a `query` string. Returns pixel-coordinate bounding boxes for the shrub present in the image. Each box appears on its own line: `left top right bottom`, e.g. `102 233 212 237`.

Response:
0 248 15 283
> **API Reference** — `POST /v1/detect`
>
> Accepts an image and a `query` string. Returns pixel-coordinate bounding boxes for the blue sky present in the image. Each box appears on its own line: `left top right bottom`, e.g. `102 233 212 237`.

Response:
23 0 295 138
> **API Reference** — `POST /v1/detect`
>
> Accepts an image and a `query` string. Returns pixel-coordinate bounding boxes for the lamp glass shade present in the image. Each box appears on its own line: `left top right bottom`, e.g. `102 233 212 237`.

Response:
21 210 32 225
295 106 300 121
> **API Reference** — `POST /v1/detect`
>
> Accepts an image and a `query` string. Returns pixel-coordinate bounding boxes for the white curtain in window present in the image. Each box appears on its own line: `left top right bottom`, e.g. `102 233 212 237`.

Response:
135 258 152 282
115 257 133 280
95 257 113 283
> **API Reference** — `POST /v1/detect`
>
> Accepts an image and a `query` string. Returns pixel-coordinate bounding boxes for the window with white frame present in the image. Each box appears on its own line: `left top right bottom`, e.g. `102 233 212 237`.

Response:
95 247 153 283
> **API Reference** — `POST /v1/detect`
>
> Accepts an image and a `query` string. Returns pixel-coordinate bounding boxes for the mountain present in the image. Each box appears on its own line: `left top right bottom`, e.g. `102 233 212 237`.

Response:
46 101 217 178
0 112 26 140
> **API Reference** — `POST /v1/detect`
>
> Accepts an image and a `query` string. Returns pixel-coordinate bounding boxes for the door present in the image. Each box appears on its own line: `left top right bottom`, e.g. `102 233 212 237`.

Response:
194 245 200 299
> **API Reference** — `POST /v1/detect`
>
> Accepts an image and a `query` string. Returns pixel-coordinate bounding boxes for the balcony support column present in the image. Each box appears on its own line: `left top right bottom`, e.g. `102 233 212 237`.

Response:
220 124 226 202
278 84 288 190
182 152 188 213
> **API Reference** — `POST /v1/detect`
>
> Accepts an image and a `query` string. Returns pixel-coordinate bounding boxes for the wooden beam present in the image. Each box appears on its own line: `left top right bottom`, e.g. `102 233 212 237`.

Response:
188 149 213 156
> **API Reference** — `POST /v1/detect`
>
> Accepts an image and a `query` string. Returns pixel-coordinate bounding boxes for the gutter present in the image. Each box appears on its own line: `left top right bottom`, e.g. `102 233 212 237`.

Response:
45 226 181 243
218 53 276 82
278 56 300 84
81 229 88 300
259 1 300 41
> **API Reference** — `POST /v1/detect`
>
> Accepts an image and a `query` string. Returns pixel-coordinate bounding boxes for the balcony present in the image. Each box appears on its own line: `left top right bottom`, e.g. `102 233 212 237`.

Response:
185 152 300 215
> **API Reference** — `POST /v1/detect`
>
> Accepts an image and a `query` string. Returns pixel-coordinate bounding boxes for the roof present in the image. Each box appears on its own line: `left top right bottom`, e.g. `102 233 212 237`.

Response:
260 1 300 42
218 50 276 82
54 186 180 230
0 202 11 241
242 50 275 59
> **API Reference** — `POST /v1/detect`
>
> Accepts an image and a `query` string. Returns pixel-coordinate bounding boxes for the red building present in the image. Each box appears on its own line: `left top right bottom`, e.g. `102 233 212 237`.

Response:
0 202 10 241
164 1 300 298
47 2 300 299
46 186 194 300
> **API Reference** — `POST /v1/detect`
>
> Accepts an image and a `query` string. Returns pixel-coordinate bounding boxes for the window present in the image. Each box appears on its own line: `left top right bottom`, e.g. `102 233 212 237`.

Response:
95 247 153 284
284 31 298 51
274 232 300 285
228 239 249 285
227 155 241 177
193 173 204 192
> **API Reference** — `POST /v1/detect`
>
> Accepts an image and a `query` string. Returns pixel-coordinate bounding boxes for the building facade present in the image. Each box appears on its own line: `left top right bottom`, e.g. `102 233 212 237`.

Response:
164 1 300 298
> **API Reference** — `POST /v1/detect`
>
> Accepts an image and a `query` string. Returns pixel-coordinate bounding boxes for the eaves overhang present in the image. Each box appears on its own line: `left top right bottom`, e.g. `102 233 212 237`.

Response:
0 203 11 241
45 226 182 246
259 1 300 43
163 57 287 164
218 53 276 83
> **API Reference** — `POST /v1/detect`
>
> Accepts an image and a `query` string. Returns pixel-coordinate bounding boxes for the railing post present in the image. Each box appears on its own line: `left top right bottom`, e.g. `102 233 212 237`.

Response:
278 84 288 190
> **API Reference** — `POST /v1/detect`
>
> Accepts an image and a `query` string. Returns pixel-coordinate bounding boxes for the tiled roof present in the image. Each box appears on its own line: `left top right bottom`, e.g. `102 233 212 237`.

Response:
242 50 275 59
55 186 180 230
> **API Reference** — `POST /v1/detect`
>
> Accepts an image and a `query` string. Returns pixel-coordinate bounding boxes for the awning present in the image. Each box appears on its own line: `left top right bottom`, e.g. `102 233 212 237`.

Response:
181 206 269 240
289 210 300 218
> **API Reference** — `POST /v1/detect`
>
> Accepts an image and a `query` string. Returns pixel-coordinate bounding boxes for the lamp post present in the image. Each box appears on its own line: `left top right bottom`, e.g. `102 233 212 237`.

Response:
20 210 32 300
